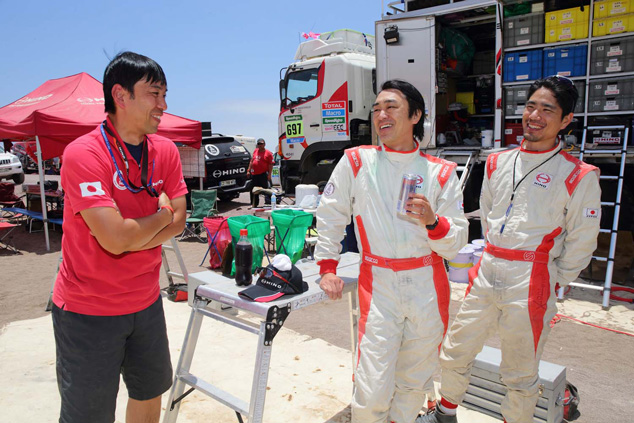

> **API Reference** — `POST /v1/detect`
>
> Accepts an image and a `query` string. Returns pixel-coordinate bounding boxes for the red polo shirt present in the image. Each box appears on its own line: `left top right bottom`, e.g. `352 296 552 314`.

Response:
250 148 273 175
53 120 188 316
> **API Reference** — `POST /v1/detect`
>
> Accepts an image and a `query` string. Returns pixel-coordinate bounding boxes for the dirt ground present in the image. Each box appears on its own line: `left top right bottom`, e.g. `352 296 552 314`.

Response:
1 175 634 423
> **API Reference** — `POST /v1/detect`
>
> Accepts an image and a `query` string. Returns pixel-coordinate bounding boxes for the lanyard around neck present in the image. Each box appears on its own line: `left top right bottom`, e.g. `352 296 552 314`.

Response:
499 146 561 234
101 121 158 197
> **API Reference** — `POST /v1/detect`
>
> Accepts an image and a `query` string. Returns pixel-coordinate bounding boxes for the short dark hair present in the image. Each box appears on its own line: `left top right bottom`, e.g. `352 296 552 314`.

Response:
380 79 426 141
527 75 579 118
103 51 167 114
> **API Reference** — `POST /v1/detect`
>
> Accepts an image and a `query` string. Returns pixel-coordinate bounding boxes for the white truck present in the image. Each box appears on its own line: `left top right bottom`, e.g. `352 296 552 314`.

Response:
277 29 376 194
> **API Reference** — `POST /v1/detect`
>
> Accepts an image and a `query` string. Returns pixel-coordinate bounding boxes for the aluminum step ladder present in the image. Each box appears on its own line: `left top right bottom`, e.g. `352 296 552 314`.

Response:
437 149 476 192
557 125 629 309
161 238 189 301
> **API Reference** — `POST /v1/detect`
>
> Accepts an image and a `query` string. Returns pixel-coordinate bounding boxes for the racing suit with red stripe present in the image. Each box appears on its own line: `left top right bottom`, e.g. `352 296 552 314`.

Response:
315 143 468 423
438 142 601 423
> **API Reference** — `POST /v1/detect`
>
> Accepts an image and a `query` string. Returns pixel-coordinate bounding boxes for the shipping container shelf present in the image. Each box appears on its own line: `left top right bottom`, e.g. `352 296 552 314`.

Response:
503 75 586 87
590 32 634 42
466 73 496 79
470 114 495 118
586 110 634 116
504 39 589 53
589 71 634 79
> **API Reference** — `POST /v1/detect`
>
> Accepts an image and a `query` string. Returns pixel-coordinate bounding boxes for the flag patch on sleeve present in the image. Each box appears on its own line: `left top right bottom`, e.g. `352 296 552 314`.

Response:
80 181 105 197
584 208 600 219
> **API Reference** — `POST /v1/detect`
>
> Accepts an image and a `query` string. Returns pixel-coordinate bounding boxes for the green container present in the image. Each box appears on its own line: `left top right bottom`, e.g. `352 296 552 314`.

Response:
227 215 271 276
271 209 314 264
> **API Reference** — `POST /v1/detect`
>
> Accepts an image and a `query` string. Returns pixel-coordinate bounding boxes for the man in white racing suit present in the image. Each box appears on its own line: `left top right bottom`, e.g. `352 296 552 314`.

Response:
315 79 468 423
419 77 602 423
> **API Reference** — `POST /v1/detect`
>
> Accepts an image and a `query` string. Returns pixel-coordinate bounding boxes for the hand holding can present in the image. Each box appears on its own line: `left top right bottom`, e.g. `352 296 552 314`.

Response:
396 174 417 216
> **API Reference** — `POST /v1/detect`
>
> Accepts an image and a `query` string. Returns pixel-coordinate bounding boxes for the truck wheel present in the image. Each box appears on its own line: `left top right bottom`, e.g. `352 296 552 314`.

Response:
12 173 25 184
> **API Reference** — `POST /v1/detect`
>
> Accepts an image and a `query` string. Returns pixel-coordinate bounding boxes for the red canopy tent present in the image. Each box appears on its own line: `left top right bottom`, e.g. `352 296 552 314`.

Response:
0 72 202 250
0 72 201 159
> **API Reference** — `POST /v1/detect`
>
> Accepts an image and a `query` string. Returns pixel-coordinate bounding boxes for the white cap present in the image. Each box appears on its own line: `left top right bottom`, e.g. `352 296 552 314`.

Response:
272 254 292 271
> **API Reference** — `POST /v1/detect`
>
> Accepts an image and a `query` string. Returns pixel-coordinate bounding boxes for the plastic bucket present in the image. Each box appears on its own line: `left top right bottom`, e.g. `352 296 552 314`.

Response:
472 250 483 265
448 246 474 283
481 130 493 148
471 238 485 253
227 215 271 276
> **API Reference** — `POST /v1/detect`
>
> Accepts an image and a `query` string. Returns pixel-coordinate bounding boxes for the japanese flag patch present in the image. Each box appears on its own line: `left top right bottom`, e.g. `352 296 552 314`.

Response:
79 181 105 197
584 208 600 219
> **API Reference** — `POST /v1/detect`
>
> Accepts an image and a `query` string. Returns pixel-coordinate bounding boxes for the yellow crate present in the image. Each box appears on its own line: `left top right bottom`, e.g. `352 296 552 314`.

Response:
593 13 634 36
545 6 589 27
545 21 589 42
456 92 475 115
594 0 634 19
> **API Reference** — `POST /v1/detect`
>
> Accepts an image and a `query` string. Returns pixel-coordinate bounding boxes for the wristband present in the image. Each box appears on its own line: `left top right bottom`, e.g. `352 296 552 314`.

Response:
160 205 175 222
426 215 440 231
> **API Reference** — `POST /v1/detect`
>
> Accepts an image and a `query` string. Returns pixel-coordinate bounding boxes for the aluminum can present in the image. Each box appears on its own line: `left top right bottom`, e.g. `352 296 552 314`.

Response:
396 173 417 216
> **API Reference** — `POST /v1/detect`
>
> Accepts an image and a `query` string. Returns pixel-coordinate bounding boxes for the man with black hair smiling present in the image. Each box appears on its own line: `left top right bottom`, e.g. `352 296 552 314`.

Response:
419 76 601 423
315 79 468 423
52 51 187 423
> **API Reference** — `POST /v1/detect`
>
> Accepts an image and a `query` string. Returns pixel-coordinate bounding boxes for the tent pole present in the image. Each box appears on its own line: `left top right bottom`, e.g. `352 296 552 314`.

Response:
35 136 51 251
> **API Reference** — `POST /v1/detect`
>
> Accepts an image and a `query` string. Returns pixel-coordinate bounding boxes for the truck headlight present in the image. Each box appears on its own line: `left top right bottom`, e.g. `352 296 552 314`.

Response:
11 155 20 164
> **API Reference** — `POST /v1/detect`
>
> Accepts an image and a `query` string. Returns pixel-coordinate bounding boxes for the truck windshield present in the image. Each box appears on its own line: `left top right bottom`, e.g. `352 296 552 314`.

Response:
282 68 319 106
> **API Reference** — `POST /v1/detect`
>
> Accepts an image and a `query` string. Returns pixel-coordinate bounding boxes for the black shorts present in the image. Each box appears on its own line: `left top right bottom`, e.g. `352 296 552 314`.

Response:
52 295 173 423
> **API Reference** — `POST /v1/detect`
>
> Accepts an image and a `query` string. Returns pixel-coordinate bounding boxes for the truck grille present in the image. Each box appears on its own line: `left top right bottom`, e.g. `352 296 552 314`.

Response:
0 159 10 165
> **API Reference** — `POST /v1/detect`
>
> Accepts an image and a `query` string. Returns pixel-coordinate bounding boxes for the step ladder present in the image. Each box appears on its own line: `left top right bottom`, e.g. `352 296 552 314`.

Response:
557 125 629 309
161 238 190 302
437 149 476 192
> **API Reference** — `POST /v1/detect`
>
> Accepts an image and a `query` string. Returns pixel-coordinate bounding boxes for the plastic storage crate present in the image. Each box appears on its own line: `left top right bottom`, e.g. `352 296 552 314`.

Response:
456 92 476 114
574 80 586 113
504 12 544 48
588 78 634 111
543 44 588 77
545 6 590 42
594 0 634 19
472 50 495 75
475 77 495 114
504 50 543 82
591 36 634 74
505 85 531 116
593 13 634 36
504 122 524 146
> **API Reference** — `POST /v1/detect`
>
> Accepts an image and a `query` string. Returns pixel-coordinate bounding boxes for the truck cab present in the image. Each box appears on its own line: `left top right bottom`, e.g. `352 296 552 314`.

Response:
278 29 376 193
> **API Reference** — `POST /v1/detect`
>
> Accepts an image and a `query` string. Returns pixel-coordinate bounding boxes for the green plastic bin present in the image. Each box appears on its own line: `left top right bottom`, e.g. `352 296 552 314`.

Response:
271 209 314 264
227 215 271 276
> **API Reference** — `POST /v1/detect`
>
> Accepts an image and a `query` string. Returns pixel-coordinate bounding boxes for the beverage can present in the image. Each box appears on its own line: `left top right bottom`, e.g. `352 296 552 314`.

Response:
396 173 417 216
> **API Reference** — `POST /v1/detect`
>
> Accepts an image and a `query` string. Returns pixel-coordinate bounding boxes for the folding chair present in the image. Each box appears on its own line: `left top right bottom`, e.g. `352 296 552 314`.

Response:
200 216 231 268
179 189 218 242
271 209 313 264
0 220 19 254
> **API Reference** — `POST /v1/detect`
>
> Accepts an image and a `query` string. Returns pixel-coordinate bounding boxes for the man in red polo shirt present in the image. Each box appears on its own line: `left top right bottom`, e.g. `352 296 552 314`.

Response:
52 51 187 423
247 138 274 207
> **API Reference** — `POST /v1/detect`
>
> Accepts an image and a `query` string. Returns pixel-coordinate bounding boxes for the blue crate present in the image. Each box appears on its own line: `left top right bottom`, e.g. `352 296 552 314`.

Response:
504 50 543 82
543 44 588 77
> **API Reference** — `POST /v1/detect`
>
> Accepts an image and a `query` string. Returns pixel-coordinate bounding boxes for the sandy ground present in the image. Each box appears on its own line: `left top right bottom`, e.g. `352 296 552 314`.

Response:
1 175 634 422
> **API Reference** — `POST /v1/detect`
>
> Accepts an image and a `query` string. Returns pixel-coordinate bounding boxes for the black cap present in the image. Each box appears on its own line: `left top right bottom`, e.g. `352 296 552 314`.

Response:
257 138 266 145
238 263 307 302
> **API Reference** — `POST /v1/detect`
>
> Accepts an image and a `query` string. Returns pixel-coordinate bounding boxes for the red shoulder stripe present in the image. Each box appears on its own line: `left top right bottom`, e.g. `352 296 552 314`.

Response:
421 152 457 189
345 148 363 178
560 151 599 195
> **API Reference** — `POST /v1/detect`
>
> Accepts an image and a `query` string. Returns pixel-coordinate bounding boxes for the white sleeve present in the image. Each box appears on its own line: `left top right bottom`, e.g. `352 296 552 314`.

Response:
556 171 602 287
427 168 469 260
314 158 354 268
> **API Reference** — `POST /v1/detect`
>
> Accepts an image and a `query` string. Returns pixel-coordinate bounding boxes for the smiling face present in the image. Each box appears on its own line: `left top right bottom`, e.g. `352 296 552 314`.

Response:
117 78 167 141
522 87 573 151
372 89 422 151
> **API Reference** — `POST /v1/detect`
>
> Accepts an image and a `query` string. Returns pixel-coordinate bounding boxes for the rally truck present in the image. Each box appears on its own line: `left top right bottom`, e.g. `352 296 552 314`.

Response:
277 29 376 194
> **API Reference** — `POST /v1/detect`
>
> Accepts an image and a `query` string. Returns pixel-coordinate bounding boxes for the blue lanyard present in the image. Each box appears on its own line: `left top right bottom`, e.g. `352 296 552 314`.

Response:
100 123 158 197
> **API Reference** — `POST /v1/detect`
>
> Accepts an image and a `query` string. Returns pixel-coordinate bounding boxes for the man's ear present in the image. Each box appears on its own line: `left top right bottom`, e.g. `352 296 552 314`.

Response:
559 112 574 131
111 84 127 110
412 108 423 125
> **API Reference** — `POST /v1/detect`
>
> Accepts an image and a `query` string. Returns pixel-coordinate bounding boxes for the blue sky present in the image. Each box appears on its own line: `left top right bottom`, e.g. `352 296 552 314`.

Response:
0 0 381 149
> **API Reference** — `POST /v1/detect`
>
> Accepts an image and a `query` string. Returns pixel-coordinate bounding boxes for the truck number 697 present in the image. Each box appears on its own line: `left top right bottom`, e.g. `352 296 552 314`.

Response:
287 122 302 136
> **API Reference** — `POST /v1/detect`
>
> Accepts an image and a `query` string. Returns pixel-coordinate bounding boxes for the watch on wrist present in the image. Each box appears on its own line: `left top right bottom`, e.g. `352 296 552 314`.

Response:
426 215 439 231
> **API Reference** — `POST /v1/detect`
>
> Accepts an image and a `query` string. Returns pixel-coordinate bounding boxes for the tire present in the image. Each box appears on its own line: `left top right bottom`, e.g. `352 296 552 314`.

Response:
12 172 25 184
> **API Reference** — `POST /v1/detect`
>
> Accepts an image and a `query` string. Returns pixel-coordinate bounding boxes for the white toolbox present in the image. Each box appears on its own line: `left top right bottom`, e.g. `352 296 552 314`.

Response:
463 346 566 423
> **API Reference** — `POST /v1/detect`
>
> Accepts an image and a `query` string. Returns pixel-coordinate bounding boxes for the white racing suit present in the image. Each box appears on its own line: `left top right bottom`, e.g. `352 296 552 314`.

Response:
439 143 601 423
315 144 468 423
